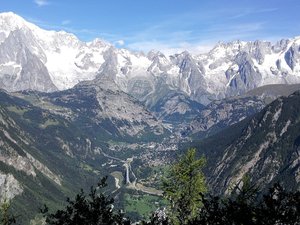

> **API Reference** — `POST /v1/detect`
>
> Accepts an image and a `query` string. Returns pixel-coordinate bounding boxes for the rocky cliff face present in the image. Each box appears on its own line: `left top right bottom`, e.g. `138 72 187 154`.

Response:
199 91 300 194
0 172 22 201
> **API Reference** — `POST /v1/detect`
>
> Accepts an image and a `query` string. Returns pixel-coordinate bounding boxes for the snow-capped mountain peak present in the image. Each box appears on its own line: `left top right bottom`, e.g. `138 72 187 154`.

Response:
0 12 114 91
0 12 32 33
1 12 300 106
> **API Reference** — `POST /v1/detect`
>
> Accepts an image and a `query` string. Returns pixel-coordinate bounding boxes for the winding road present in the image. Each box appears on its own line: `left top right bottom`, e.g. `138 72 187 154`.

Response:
101 151 162 195
101 151 135 184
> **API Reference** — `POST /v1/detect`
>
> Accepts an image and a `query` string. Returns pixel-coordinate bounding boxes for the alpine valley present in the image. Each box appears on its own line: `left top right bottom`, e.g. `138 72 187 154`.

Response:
0 12 300 223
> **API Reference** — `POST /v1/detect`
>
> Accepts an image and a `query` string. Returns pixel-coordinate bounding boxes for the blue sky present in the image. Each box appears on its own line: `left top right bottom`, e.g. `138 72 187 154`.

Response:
1 0 300 53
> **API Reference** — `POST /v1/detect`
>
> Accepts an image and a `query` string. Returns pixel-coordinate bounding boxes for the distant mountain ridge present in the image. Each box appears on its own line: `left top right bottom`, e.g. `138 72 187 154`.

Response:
1 12 300 106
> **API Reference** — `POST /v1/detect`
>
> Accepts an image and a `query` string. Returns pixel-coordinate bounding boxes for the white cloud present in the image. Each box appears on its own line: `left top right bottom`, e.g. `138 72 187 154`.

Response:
124 19 273 56
25 5 278 55
127 40 214 56
115 40 125 46
34 0 49 7
62 20 71 25
230 8 278 20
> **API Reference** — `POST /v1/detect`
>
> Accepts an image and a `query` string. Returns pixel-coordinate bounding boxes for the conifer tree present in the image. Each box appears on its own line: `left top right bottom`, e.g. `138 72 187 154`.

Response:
162 148 206 225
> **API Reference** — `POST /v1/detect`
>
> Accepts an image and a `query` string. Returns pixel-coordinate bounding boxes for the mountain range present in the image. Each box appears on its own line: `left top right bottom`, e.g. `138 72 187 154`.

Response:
1 12 300 107
0 11 300 224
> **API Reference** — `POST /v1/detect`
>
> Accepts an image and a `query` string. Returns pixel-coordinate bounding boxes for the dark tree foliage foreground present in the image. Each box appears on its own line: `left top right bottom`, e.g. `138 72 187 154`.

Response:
257 183 300 225
189 182 300 225
42 176 130 225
